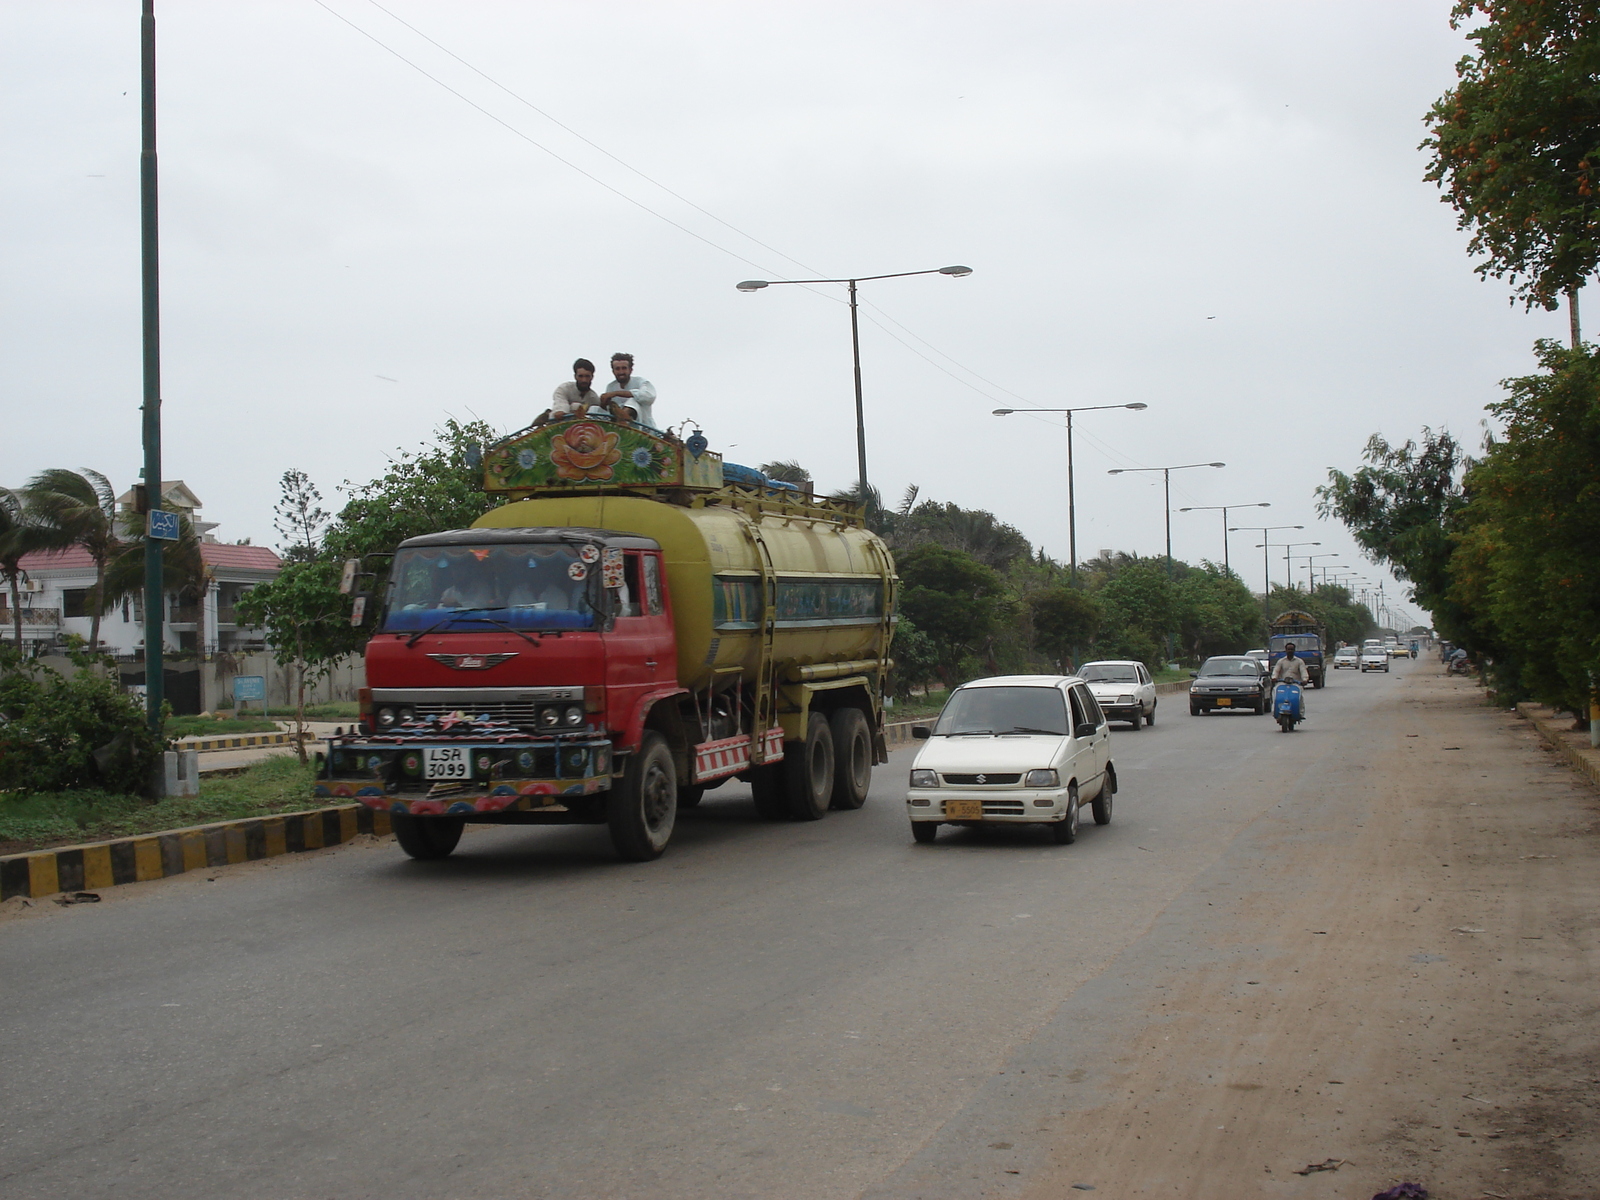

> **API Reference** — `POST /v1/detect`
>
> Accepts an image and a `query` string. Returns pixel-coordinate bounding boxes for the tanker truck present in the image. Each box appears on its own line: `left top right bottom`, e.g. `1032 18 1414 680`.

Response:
314 419 896 862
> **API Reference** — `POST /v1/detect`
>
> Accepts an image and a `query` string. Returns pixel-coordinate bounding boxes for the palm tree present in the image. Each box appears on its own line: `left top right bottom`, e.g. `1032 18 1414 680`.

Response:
25 468 121 653
0 489 53 651
102 509 210 659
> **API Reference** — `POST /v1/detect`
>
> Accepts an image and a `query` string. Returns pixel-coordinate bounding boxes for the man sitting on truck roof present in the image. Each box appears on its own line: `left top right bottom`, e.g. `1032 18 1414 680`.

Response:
599 352 657 430
533 358 636 426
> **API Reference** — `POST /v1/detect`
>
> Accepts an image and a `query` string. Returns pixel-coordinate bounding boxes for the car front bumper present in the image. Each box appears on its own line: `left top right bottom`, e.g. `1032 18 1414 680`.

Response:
906 788 1072 823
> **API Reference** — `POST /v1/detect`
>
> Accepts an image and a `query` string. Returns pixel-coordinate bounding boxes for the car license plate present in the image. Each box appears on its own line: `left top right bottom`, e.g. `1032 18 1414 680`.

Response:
424 746 470 781
1216 697 1232 707
945 799 983 820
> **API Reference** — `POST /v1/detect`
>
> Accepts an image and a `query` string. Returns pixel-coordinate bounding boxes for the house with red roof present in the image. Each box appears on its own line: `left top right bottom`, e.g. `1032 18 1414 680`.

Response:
2 482 282 656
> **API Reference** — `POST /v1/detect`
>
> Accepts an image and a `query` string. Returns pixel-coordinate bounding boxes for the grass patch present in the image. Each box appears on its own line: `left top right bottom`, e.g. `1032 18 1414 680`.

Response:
167 716 283 738
887 689 950 721
0 755 320 855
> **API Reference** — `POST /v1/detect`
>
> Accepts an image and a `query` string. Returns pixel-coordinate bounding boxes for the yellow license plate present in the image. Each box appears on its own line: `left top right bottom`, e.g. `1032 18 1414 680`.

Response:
945 799 983 820
1216 698 1232 706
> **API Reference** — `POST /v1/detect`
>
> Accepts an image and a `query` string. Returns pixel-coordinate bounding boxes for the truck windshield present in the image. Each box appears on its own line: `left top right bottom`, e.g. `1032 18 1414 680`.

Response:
382 544 597 632
934 686 1068 736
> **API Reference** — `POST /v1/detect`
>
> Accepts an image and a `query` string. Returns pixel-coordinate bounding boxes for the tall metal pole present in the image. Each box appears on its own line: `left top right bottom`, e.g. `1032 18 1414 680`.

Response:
140 0 165 732
1065 409 1077 583
1162 468 1173 576
1219 507 1230 575
847 278 868 508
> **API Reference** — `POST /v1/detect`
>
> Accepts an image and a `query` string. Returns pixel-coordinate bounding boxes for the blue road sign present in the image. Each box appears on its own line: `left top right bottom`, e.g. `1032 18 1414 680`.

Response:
148 509 180 541
234 675 266 702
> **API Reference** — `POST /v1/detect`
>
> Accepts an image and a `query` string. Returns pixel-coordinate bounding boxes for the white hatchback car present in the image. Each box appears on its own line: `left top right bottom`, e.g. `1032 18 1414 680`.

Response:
1078 660 1158 728
906 675 1116 845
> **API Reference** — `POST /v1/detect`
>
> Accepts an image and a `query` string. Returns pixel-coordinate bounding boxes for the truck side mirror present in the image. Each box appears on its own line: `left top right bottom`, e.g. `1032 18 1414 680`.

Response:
339 558 360 595
350 595 368 627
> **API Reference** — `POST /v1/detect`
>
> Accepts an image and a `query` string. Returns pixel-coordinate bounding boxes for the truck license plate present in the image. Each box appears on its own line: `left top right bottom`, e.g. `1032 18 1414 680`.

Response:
424 746 470 780
1216 698 1232 706
945 799 982 820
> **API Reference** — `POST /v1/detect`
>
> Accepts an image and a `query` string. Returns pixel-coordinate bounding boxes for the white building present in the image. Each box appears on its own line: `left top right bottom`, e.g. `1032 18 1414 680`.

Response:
1 481 281 656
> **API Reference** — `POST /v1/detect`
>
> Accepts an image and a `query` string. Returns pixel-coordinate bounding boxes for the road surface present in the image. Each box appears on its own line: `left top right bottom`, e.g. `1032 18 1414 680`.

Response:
3 661 1596 1198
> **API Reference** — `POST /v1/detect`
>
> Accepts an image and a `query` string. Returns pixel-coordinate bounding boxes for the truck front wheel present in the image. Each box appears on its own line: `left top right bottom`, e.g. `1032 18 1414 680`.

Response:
608 732 677 861
392 814 465 861
828 708 872 810
784 712 835 821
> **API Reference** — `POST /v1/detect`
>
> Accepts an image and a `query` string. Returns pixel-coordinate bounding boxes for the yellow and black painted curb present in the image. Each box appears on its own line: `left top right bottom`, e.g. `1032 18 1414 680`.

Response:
178 731 312 753
883 719 933 747
0 804 392 901
1517 702 1600 792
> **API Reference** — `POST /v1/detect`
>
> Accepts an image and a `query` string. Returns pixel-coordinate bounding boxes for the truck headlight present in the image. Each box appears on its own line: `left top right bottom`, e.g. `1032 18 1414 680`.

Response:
909 769 939 788
1024 769 1060 788
538 707 560 728
563 704 585 727
377 707 396 727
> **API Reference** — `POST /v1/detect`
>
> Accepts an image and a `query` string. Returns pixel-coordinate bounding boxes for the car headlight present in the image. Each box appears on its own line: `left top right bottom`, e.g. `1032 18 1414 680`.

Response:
909 769 939 788
1024 768 1059 788
1117 695 1134 705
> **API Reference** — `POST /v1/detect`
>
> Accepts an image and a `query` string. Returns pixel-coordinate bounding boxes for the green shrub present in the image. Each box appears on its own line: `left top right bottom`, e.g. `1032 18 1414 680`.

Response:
0 645 167 795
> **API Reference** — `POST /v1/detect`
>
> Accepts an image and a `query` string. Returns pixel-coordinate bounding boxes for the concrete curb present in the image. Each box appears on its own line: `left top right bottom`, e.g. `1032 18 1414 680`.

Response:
1516 702 1600 791
178 731 312 753
0 804 392 902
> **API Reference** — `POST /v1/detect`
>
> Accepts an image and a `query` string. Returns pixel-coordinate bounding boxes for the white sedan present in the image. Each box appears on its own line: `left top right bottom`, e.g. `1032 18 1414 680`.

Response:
1360 647 1390 673
906 675 1116 845
1078 660 1158 728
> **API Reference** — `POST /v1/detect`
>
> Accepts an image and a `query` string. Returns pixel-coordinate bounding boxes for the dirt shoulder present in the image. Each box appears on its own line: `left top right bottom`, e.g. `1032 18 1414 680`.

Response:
1022 672 1600 1199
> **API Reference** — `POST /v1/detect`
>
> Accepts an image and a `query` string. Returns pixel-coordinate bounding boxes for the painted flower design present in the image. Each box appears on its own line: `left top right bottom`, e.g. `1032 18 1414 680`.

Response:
630 446 654 470
549 422 622 481
517 448 539 469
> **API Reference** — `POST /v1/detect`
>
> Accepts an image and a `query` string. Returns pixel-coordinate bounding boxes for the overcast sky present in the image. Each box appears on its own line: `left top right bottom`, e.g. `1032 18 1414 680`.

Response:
1 1 1569 624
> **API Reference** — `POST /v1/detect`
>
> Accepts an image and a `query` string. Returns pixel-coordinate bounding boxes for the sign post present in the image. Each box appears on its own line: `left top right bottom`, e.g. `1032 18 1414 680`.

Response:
140 0 165 733
233 674 267 717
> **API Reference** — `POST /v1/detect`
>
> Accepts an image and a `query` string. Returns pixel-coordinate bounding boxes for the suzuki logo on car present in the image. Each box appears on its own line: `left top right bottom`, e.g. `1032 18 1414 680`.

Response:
976 774 987 784
427 653 518 670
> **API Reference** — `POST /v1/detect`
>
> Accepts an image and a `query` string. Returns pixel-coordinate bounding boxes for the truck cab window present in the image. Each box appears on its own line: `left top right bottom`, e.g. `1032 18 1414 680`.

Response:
642 554 663 616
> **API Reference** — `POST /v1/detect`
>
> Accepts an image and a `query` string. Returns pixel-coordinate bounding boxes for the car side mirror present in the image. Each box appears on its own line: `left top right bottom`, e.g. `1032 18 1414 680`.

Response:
1188 670 1198 678
912 726 931 740
1074 722 1097 739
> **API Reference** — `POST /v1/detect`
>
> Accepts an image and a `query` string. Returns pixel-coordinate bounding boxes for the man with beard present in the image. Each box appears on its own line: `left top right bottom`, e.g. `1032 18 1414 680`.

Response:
534 358 633 426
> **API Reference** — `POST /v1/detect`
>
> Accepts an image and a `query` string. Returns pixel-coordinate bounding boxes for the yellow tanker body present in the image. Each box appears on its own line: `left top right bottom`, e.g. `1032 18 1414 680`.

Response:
319 418 898 863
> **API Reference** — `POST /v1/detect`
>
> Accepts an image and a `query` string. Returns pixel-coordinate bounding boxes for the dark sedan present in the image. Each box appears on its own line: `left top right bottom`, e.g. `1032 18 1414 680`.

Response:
1188 656 1272 715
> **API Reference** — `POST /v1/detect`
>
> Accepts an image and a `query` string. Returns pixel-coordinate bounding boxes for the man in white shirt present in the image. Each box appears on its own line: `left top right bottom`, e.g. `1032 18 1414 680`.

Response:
599 353 658 429
1270 643 1310 715
535 358 634 426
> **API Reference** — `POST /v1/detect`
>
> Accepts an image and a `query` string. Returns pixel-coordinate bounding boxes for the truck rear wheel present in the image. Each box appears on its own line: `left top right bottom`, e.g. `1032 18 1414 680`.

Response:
784 712 835 821
828 708 872 810
392 814 465 861
607 732 677 861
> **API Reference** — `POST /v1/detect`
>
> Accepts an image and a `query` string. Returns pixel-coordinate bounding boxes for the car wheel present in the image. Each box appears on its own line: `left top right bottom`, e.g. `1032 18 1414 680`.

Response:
1091 766 1115 825
1145 703 1155 727
911 821 938 845
1127 709 1141 730
1190 703 1203 716
1051 786 1080 844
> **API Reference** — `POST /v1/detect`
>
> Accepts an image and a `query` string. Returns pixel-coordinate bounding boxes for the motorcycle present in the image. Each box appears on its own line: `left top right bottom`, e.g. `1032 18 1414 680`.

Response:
1447 654 1472 676
1273 681 1305 732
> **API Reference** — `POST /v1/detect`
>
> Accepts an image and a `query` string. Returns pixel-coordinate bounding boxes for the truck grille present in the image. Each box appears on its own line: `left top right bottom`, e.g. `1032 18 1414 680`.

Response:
410 700 545 727
942 773 1021 786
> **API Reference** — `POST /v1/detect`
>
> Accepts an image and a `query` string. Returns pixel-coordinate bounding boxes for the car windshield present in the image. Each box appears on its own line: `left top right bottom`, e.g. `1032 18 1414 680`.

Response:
934 686 1069 736
1079 664 1139 683
382 543 598 632
1198 657 1260 677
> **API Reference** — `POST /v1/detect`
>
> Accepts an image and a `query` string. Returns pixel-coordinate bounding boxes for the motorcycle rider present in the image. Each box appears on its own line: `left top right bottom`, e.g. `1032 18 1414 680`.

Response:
1271 642 1310 718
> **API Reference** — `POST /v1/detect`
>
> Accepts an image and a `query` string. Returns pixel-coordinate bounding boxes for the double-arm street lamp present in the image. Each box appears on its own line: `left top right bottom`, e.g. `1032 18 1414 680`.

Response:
1106 461 1226 574
737 265 972 506
992 403 1147 580
1231 523 1303 600
1176 501 1269 575
1303 553 1343 591
1261 540 1322 596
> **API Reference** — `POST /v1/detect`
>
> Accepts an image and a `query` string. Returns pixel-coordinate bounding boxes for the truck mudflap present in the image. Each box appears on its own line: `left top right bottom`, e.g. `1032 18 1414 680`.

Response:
313 716 613 816
694 727 784 783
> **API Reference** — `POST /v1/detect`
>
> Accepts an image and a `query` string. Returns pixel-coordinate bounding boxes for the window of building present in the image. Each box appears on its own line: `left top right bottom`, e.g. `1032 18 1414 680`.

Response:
61 588 92 619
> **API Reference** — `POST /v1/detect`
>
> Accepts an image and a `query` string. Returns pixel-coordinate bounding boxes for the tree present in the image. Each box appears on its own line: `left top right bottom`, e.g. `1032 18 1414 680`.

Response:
24 468 121 653
1093 556 1178 666
896 543 1009 683
891 499 1032 570
102 509 212 660
0 489 53 651
236 560 349 761
1314 429 1471 622
1422 1 1600 327
274 469 329 563
886 614 940 697
758 459 811 485
1174 563 1262 660
1029 586 1101 672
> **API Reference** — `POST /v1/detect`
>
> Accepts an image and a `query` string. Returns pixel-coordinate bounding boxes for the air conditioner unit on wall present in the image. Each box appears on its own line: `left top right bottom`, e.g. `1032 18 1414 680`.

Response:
22 580 43 593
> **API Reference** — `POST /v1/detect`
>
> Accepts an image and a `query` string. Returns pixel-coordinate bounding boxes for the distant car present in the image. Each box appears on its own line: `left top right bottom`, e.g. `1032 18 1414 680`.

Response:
906 675 1116 845
1245 649 1269 668
1333 646 1360 670
1360 647 1390 672
1388 642 1410 659
1188 655 1272 715
1078 660 1158 729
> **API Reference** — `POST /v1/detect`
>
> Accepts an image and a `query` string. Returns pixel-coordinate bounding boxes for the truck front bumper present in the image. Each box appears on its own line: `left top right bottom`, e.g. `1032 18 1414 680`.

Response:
315 734 613 816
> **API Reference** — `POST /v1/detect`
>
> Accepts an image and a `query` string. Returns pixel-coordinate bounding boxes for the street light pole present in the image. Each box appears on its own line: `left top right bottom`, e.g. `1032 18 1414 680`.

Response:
1107 461 1226 576
140 0 165 733
738 265 972 509
993 403 1147 581
1177 501 1270 575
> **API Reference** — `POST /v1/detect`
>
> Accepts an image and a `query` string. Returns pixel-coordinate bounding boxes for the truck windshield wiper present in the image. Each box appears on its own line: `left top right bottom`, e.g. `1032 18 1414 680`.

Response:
406 607 540 648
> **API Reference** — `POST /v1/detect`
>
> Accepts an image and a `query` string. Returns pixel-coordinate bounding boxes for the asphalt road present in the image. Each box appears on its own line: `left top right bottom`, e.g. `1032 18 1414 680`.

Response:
0 658 1532 1198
